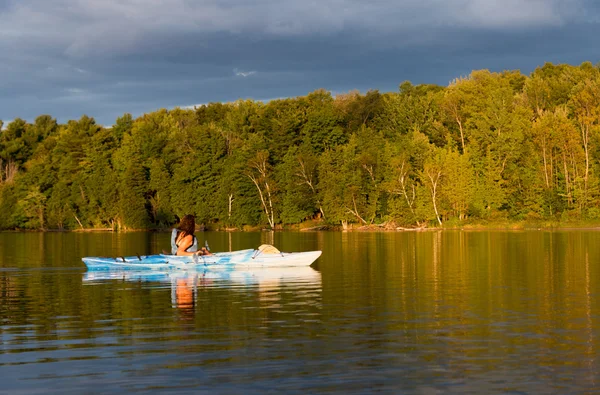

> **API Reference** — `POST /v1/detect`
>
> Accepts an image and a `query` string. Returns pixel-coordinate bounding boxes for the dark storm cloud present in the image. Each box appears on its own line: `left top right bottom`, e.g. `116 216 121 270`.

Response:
1 0 599 126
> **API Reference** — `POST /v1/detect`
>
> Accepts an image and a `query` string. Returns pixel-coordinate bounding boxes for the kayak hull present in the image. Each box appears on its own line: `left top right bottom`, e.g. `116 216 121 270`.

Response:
82 250 322 271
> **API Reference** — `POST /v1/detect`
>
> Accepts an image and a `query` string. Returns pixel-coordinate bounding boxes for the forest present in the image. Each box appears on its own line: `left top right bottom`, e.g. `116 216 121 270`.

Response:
1 61 600 231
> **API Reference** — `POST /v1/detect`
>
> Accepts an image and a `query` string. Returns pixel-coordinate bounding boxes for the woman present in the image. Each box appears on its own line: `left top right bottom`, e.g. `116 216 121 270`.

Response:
171 215 212 256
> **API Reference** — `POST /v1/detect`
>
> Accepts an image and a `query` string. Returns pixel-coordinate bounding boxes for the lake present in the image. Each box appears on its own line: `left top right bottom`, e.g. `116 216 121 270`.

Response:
0 230 599 394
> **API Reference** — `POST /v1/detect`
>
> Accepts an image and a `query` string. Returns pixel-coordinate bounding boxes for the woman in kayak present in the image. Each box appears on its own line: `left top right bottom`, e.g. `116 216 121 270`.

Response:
171 214 212 256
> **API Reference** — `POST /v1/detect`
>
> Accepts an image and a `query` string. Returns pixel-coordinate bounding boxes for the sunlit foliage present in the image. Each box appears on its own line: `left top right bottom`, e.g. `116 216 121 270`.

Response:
2 62 600 230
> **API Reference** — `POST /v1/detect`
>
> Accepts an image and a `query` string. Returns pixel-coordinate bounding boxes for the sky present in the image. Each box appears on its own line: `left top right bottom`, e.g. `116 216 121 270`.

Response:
1 0 599 126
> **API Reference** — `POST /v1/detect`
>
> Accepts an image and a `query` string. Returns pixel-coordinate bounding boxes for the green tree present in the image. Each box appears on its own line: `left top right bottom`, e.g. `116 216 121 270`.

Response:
441 148 475 221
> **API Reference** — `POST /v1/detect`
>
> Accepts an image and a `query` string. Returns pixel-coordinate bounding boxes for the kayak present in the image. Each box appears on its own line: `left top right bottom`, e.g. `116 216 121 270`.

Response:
82 249 322 271
82 249 252 270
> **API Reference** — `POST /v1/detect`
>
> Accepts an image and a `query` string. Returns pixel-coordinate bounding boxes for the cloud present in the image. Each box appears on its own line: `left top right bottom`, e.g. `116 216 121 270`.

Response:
0 0 599 125
455 0 571 28
234 69 256 78
65 87 84 94
0 1 590 59
0 1 582 57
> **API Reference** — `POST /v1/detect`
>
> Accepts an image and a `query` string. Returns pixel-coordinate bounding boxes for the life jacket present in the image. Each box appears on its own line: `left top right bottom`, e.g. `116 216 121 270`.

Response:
171 228 198 255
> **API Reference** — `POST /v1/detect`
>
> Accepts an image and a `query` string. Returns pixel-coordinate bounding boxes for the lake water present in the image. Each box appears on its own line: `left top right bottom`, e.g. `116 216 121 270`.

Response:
0 230 599 394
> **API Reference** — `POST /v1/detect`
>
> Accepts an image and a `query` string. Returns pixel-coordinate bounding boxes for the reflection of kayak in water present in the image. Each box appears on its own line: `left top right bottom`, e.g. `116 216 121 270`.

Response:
82 266 322 287
82 247 322 271
83 266 322 310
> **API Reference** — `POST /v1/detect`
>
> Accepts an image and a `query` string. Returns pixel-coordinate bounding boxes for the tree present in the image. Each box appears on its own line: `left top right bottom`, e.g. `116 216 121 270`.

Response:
421 147 445 225
247 150 276 229
569 76 600 210
18 187 46 229
442 79 472 152
279 144 323 223
442 148 475 221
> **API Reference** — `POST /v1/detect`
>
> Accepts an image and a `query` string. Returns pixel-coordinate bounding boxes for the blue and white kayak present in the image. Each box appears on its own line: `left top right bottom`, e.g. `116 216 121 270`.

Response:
82 249 322 271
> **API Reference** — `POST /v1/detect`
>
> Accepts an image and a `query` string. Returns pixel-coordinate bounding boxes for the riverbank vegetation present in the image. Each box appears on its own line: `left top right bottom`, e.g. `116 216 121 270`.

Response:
2 61 600 231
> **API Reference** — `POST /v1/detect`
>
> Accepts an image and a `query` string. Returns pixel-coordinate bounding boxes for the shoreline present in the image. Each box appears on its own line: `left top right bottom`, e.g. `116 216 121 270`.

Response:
4 222 600 233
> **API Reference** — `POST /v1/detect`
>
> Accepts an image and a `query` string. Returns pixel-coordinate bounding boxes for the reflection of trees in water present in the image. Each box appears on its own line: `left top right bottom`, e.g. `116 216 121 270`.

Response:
0 274 17 308
261 230 275 248
584 250 595 387
0 274 19 325
392 231 600 385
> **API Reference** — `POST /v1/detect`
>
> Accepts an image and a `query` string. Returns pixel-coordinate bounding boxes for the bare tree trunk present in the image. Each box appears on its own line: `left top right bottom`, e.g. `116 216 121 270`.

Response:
456 116 465 153
563 152 571 206
550 147 555 188
296 157 325 218
396 161 418 220
346 194 367 225
542 137 550 188
580 122 590 197
248 174 275 229
341 220 349 231
425 170 443 226
247 152 276 229
3 160 18 184
72 212 84 230
362 164 375 183
265 179 275 228
446 99 465 153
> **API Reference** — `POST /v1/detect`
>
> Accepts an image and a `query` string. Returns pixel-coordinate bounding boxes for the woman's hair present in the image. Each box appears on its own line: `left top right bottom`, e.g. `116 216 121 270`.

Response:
177 214 195 237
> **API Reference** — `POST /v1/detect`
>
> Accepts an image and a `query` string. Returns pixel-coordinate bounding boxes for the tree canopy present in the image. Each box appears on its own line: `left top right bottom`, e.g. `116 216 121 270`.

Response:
2 62 600 230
